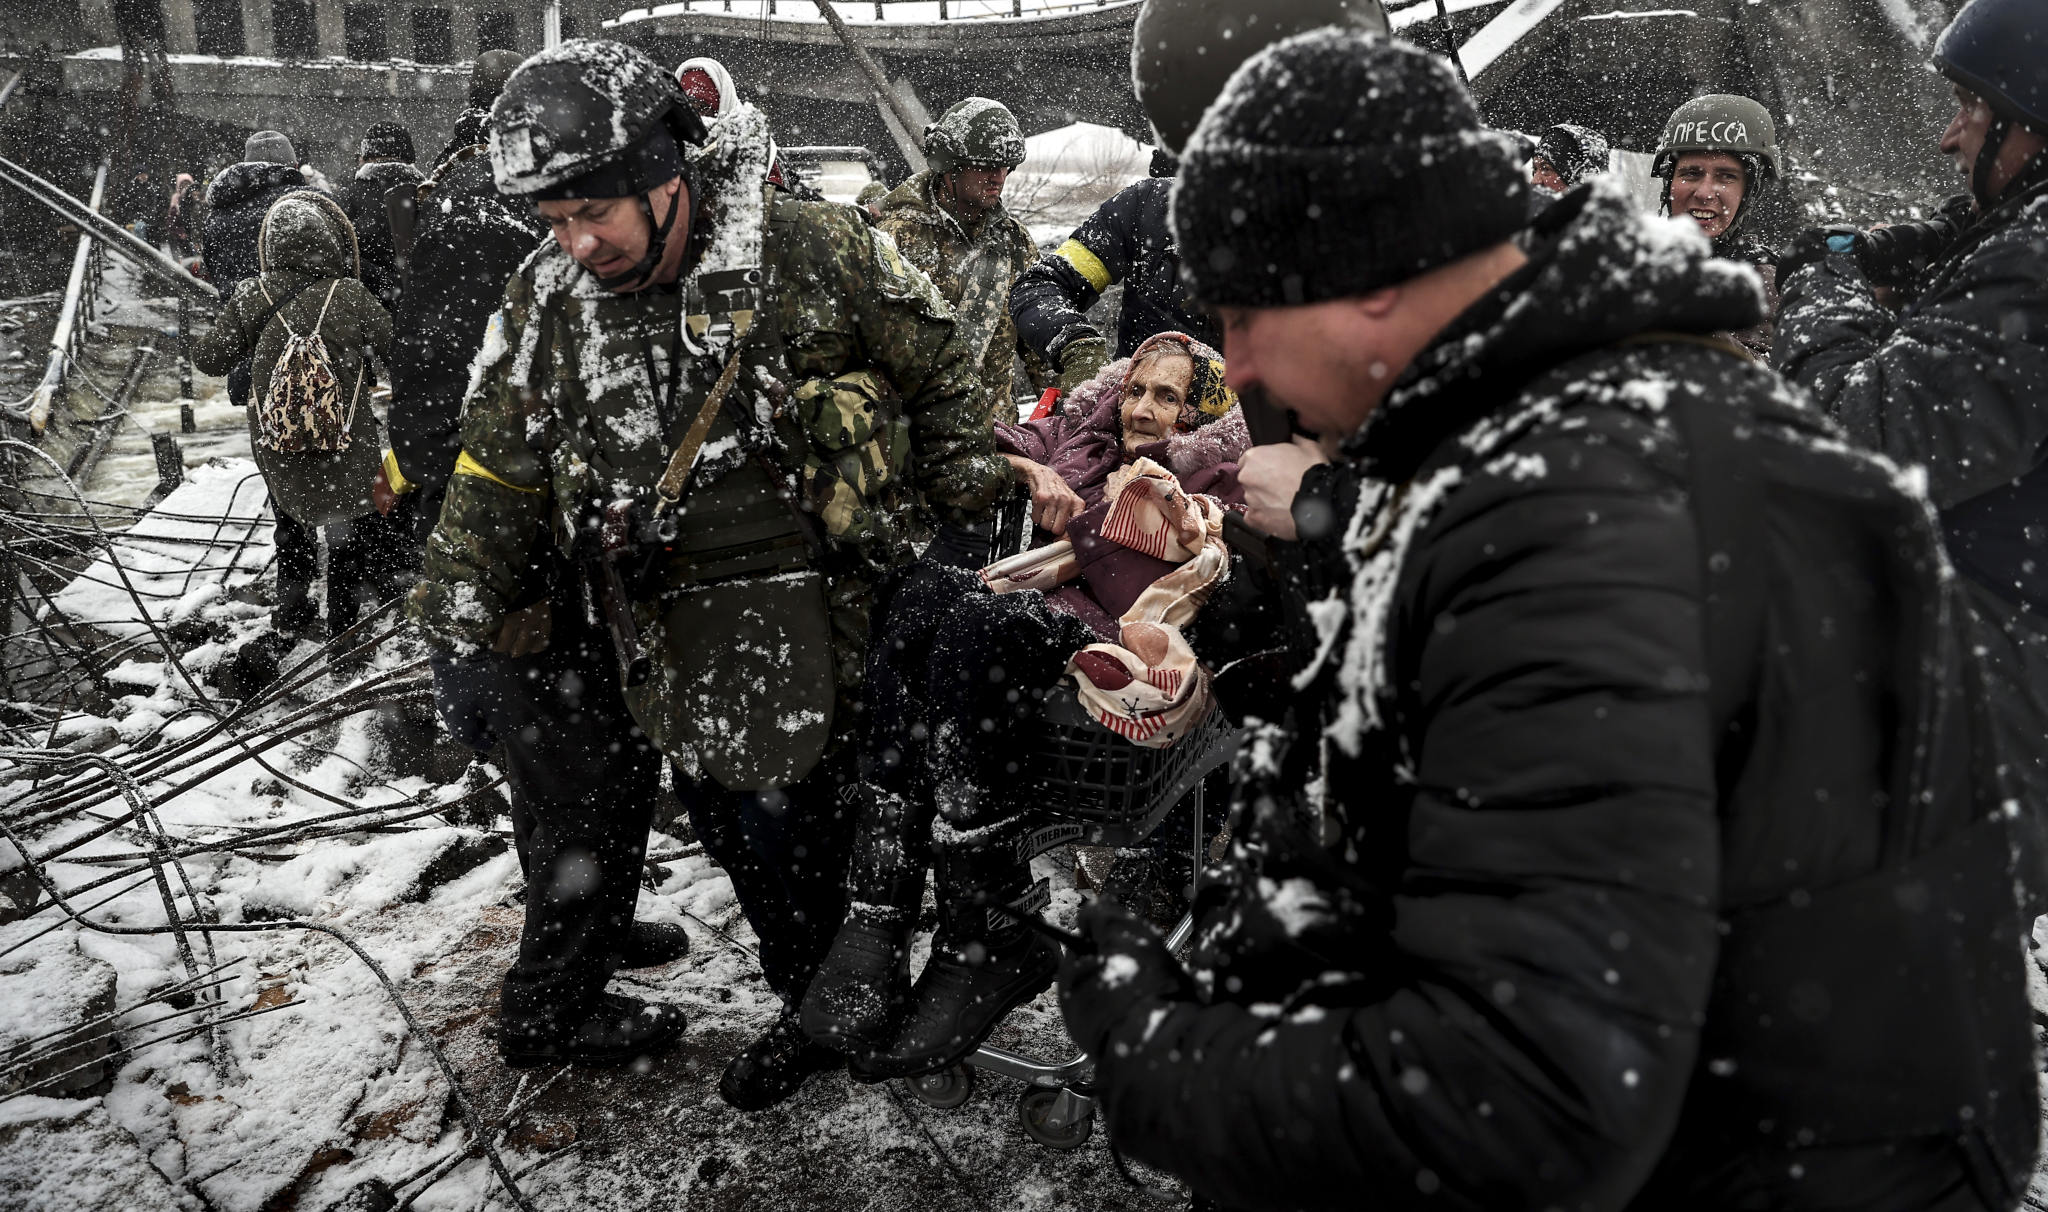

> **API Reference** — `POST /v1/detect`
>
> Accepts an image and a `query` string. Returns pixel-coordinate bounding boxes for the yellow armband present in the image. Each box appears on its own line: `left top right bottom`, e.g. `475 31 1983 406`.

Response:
453 450 545 495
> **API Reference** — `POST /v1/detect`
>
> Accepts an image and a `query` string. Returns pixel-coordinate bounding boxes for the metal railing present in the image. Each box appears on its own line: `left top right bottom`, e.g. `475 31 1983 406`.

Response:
651 0 1117 18
25 162 109 435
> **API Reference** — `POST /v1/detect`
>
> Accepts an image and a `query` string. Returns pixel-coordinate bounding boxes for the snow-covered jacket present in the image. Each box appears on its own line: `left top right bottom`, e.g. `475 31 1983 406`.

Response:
200 161 312 298
1776 172 2048 618
1078 181 2035 1212
385 143 545 501
339 159 424 311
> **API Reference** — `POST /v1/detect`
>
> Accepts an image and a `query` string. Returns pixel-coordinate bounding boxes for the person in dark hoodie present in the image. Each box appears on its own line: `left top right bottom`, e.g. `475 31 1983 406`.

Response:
192 192 399 636
339 121 422 311
1777 0 2048 908
201 132 312 301
1057 26 2035 1212
201 131 315 408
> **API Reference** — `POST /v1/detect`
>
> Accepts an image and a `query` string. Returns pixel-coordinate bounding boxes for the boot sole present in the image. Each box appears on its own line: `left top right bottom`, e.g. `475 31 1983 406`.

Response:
862 958 1058 1081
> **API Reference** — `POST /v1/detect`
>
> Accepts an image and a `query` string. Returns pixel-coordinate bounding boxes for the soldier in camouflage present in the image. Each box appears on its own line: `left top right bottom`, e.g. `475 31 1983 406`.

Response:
404 40 1010 1106
876 98 1049 428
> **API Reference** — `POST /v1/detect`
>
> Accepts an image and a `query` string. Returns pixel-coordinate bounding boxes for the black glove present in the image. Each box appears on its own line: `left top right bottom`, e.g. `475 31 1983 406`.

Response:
1854 209 1964 286
1776 224 1862 284
921 520 994 570
430 654 498 751
1057 896 1197 1059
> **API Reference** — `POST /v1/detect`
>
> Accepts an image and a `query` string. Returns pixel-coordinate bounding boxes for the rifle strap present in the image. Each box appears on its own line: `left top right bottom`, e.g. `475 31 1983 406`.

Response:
653 314 755 517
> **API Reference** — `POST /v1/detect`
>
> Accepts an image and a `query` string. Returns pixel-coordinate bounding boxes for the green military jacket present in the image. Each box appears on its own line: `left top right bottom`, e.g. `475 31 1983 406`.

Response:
407 111 1009 788
876 170 1048 423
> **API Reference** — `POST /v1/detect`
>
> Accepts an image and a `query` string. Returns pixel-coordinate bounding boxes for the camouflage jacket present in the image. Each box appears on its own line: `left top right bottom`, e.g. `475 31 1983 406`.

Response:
877 170 1048 422
407 122 1010 782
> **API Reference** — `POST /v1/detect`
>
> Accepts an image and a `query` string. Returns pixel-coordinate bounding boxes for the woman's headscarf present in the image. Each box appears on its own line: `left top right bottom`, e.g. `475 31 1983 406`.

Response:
1124 330 1235 433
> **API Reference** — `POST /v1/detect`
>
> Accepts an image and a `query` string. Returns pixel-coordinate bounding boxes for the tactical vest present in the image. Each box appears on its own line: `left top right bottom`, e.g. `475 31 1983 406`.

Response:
543 188 912 790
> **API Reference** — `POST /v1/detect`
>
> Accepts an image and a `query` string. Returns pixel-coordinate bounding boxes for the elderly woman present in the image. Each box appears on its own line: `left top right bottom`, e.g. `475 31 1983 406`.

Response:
794 333 1245 1085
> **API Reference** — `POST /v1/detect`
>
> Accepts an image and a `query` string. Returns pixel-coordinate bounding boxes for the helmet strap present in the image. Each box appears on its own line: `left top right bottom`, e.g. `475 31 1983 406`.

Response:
1971 112 2013 212
593 181 683 292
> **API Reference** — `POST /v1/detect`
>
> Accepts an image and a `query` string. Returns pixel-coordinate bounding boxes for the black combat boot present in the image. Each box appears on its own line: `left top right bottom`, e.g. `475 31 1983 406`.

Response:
275 578 317 635
865 806 1058 1080
499 992 686 1069
614 920 691 969
800 785 931 1061
718 1006 845 1111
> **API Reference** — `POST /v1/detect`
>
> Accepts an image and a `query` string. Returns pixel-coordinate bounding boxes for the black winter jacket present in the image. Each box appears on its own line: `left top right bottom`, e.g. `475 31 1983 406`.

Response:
1007 177 1219 365
200 161 313 299
385 146 545 500
1081 183 2035 1212
1777 174 2048 617
339 160 424 312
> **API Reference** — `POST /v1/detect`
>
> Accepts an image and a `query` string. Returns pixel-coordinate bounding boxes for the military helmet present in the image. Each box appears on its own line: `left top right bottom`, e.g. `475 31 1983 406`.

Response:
488 39 707 199
1934 0 2048 131
1652 93 1780 180
1132 0 1391 156
923 98 1027 175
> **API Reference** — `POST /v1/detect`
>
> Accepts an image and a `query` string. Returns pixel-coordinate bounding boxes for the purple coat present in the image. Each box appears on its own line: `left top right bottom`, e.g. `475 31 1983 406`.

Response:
994 361 1250 637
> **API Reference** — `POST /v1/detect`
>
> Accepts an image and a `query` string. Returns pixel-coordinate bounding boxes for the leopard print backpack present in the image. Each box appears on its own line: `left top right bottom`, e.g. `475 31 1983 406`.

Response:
255 278 364 454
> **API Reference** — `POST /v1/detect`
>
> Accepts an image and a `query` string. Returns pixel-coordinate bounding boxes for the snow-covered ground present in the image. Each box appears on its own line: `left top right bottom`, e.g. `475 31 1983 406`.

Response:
0 255 1164 1211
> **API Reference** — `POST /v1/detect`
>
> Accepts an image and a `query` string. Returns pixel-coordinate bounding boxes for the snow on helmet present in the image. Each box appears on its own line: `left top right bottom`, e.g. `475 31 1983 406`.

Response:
1934 0 2048 132
1132 0 1391 156
922 98 1026 175
1652 94 1780 181
1534 123 1610 185
488 39 706 200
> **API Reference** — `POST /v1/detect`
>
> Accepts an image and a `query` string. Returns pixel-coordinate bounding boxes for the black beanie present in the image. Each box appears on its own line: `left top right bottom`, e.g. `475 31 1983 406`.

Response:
1173 31 1529 308
359 121 416 163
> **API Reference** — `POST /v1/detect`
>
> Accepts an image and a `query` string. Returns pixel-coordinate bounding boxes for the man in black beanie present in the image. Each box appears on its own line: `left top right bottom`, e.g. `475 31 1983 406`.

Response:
1056 28 2035 1212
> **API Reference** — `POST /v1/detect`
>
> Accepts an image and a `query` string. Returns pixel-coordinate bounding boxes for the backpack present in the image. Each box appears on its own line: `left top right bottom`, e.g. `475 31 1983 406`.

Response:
1641 333 2035 1205
255 278 364 454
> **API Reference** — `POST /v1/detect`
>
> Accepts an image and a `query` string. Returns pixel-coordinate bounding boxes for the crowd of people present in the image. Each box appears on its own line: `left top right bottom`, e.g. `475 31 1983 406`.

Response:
168 0 2048 1204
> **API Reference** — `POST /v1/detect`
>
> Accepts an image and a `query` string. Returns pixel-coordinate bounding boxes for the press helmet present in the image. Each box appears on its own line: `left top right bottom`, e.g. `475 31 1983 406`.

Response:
923 98 1027 176
1653 93 1778 241
1132 0 1391 156
1653 94 1780 181
488 40 709 290
1932 0 2048 208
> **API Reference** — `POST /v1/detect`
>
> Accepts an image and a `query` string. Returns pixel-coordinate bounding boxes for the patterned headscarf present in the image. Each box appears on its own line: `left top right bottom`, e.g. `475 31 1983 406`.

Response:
1124 330 1235 432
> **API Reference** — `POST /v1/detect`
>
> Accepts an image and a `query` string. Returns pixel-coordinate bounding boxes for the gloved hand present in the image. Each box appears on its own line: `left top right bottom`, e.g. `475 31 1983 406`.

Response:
1058 895 1197 1059
1854 212 1963 286
1055 336 1111 391
430 655 498 751
1776 224 1862 284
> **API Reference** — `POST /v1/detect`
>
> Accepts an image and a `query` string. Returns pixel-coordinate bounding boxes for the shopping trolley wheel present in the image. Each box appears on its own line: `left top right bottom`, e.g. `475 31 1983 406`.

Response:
903 1064 974 1110
1017 1086 1094 1150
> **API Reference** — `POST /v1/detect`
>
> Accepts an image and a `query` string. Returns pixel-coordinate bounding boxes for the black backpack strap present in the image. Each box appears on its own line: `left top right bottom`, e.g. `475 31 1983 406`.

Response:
1627 332 1770 777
